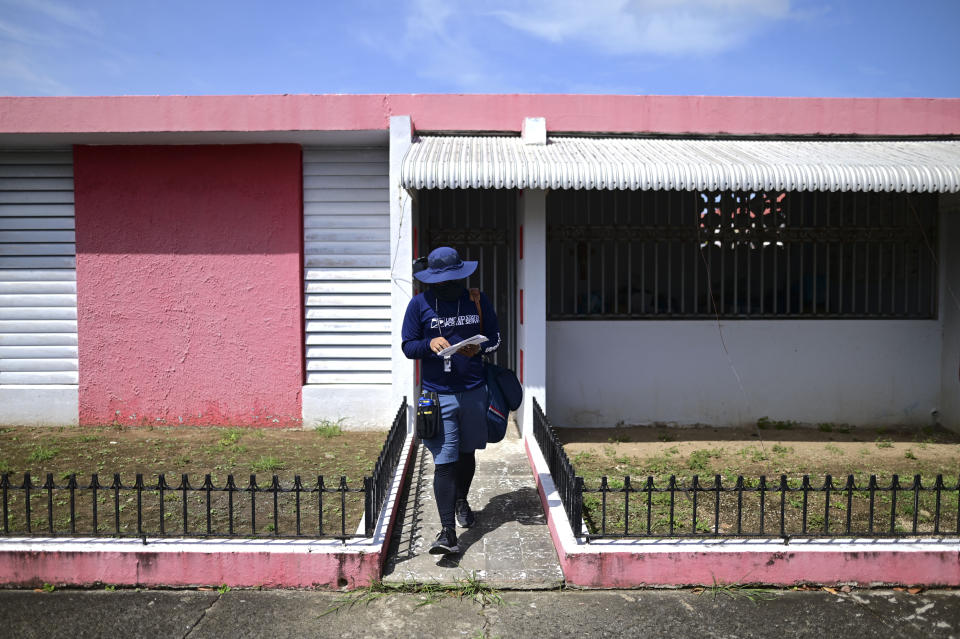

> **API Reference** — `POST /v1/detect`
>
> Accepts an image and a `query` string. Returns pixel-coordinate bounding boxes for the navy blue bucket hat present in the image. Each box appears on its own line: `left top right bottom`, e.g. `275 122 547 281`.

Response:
413 246 478 284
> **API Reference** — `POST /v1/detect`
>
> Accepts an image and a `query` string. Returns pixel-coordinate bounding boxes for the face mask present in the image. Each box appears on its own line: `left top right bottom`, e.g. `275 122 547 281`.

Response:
434 280 464 302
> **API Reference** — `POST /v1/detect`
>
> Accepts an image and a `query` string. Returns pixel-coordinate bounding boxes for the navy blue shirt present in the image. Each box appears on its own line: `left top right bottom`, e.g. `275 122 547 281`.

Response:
401 288 501 393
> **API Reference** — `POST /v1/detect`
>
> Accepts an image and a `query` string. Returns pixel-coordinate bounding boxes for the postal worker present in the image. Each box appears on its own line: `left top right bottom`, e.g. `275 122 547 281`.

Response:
401 246 501 555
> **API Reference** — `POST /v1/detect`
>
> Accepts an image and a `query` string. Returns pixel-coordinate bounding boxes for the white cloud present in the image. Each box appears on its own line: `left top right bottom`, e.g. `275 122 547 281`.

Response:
22 0 101 35
0 0 107 95
0 53 72 95
489 0 792 56
363 0 796 92
382 0 521 91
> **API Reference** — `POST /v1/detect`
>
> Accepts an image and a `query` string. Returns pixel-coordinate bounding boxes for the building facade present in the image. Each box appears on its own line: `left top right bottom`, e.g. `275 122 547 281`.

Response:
1 95 958 432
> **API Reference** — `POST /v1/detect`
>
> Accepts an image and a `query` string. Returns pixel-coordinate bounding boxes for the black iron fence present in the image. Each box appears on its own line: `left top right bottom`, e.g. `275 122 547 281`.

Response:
532 401 960 541
584 473 960 540
0 397 408 541
365 396 408 537
532 399 583 537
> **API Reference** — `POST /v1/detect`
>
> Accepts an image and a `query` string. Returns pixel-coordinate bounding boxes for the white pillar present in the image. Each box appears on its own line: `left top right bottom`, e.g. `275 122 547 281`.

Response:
389 116 416 432
517 116 549 437
517 188 547 437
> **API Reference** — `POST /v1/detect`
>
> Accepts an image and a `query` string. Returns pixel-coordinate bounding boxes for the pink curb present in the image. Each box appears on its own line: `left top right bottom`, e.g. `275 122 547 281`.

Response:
0 432 415 590
524 437 960 588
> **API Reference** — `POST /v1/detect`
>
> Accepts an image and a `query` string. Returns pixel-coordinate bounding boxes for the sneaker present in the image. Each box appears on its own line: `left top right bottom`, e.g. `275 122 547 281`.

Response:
428 527 460 555
455 499 475 528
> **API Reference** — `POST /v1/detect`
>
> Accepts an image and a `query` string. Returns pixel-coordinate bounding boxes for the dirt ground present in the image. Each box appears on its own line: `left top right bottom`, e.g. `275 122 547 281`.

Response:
0 424 386 538
558 422 960 537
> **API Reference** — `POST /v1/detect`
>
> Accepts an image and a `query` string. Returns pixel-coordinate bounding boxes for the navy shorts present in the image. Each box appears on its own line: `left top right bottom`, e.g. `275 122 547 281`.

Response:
422 385 488 465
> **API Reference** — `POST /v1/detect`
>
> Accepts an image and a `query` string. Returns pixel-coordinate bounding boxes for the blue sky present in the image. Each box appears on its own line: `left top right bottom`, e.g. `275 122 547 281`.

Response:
1 0 958 97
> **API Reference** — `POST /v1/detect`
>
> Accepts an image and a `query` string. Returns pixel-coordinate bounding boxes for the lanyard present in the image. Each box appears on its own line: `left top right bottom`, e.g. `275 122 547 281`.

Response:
433 292 460 372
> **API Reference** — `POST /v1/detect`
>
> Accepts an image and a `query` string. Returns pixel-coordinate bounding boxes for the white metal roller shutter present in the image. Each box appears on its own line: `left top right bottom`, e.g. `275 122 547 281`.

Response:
0 149 78 385
303 147 391 385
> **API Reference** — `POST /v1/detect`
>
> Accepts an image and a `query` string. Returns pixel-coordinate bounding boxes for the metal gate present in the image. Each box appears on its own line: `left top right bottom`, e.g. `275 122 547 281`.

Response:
415 188 516 370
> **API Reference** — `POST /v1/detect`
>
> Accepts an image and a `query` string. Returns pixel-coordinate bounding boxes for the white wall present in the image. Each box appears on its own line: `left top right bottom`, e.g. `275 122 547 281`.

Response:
547 320 941 428
940 193 960 432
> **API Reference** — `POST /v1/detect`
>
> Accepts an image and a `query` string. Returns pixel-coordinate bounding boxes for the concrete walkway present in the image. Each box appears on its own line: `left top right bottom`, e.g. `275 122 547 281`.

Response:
3 588 960 638
382 423 564 588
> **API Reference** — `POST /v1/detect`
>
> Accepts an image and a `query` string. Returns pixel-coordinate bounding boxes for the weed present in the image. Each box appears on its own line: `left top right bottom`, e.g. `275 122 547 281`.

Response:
217 428 244 450
251 456 284 473
41 583 55 592
572 451 597 466
757 416 795 430
457 570 506 606
824 444 844 456
819 422 854 433
688 448 723 471
319 572 504 617
771 444 792 455
904 449 918 460
104 585 116 591
217 584 231 595
875 438 894 449
701 577 776 603
738 446 769 462
0 459 11 475
28 446 59 463
315 418 345 438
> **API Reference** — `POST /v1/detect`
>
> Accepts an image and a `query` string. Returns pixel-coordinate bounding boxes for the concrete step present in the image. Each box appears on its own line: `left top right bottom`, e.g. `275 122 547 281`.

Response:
382 425 564 588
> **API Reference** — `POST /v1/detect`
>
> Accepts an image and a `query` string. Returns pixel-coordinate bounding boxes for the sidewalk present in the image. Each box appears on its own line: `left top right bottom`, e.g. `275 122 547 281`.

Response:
381 423 564 588
2 588 958 638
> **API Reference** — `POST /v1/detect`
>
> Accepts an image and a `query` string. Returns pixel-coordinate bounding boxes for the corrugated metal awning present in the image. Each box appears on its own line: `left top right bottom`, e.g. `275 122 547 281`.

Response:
401 136 960 193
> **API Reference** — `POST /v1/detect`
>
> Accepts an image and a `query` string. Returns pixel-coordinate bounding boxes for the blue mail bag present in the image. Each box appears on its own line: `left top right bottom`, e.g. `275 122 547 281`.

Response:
485 363 523 443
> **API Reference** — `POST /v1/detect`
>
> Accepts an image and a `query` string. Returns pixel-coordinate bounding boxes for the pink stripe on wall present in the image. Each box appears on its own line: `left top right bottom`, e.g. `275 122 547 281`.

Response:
74 145 303 427
1 95 958 136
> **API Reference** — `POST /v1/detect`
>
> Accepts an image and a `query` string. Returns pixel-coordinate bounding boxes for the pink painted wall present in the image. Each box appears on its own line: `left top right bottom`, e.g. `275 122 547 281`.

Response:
74 145 303 427
0 548 379 589
1 94 959 136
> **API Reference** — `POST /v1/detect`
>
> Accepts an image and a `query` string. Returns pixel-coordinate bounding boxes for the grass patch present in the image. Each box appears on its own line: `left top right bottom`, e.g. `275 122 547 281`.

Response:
28 446 59 463
250 456 284 473
560 422 960 538
688 448 723 471
0 424 386 538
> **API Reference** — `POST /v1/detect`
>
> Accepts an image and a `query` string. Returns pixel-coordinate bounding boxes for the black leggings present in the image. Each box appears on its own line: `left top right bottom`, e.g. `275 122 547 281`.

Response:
433 451 476 529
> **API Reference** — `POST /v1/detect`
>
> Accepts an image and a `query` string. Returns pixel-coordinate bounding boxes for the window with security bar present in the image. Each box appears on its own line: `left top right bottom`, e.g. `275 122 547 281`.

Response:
546 190 938 319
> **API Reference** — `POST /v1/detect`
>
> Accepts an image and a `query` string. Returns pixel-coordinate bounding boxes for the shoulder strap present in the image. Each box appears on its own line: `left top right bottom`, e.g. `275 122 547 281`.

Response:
469 288 483 332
